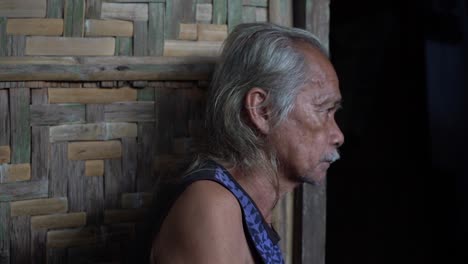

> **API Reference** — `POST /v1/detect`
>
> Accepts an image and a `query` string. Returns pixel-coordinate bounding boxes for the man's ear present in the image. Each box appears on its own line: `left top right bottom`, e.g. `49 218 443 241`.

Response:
244 87 270 134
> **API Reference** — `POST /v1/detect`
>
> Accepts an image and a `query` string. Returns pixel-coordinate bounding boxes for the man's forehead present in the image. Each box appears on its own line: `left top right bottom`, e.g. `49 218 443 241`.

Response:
300 79 341 105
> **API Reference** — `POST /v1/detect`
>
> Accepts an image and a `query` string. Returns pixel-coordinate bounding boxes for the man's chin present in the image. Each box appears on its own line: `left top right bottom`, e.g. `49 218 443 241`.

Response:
300 173 327 186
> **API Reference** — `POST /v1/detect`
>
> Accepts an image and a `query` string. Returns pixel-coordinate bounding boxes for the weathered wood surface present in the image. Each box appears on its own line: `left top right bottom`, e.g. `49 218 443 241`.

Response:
10 197 67 217
68 160 86 211
104 102 155 122
9 87 30 164
0 18 7 56
6 19 63 36
47 0 63 18
0 56 216 81
0 146 10 164
101 3 149 21
26 37 115 56
7 35 26 56
31 126 49 181
31 229 46 264
46 248 67 264
0 91 9 146
10 216 30 264
68 141 122 160
133 21 148 56
243 6 256 23
243 0 268 6
0 0 46 18
64 0 85 37
148 3 165 56
104 158 124 209
31 212 87 230
86 104 104 123
49 123 137 142
0 57 78 65
179 23 198 40
84 173 104 225
256 7 268 22
196 4 213 23
269 0 292 27
30 104 86 126
121 192 152 209
213 0 227 24
48 87 137 104
198 24 228 41
85 160 104 177
0 202 10 264
49 143 68 197
0 164 31 183
85 0 102 19
121 137 137 194
0 180 48 202
303 0 330 50
228 0 242 32
163 40 222 57
272 191 294 264
165 0 196 39
85 19 133 37
116 37 133 56
47 227 98 248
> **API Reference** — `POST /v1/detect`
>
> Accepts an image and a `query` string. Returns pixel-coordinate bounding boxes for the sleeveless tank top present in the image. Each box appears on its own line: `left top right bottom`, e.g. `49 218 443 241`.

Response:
154 160 285 264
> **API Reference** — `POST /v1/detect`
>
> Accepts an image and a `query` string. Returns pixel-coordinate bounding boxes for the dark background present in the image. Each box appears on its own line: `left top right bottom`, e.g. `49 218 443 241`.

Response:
325 0 468 263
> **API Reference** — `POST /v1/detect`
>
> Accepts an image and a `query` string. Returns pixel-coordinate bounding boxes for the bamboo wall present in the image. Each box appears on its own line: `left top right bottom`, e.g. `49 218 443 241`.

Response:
0 1 297 264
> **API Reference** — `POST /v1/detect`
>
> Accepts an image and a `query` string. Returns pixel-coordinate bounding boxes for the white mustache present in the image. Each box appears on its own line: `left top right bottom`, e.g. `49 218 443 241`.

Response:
322 150 340 164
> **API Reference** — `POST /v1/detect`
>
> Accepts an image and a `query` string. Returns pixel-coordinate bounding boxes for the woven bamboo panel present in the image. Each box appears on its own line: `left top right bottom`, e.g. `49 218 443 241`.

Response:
0 1 297 264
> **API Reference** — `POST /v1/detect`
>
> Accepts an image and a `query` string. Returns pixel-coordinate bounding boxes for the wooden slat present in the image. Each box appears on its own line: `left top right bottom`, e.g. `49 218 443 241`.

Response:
0 163 31 183
243 6 256 23
86 104 104 122
85 19 133 37
196 4 213 23
0 0 46 18
148 3 165 56
80 56 217 65
104 102 155 122
303 0 330 50
121 137 137 194
0 18 7 56
101 3 149 21
133 20 148 56
0 58 216 81
136 123 156 191
213 0 227 24
86 0 102 19
165 0 196 39
104 158 124 208
49 143 68 197
121 192 152 209
48 87 137 104
47 228 98 248
103 209 147 224
0 91 9 146
269 0 292 27
84 173 104 225
198 24 228 41
137 87 155 101
10 197 67 217
85 160 104 177
30 104 86 126
178 23 198 41
0 146 10 164
0 202 10 264
243 0 268 6
7 35 26 56
31 126 49 182
7 19 63 36
26 37 115 56
50 122 137 142
256 7 268 22
10 216 30 264
163 40 222 57
9 87 31 164
68 160 86 211
116 37 133 56
64 0 85 37
31 212 87 230
47 0 64 18
228 0 242 32
0 57 78 65
107 0 166 2
46 248 67 264
31 229 47 264
68 141 122 160
0 181 48 203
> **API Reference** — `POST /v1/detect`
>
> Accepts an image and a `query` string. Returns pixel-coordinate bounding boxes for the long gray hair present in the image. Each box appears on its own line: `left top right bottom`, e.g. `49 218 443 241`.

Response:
190 22 328 186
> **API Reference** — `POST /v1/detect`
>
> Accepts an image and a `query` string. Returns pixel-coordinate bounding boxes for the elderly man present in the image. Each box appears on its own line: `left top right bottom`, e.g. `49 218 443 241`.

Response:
150 22 344 264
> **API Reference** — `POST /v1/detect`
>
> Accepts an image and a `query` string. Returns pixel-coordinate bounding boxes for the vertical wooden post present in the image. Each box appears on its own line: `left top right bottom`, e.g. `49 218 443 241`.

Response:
293 1 330 264
148 3 165 56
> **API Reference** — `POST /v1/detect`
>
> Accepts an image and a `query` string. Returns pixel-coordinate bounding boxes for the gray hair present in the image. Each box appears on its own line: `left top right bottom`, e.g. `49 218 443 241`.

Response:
196 22 328 175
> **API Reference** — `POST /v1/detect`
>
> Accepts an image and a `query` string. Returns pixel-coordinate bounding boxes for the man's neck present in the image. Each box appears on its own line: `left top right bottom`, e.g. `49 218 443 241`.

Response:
228 165 298 223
